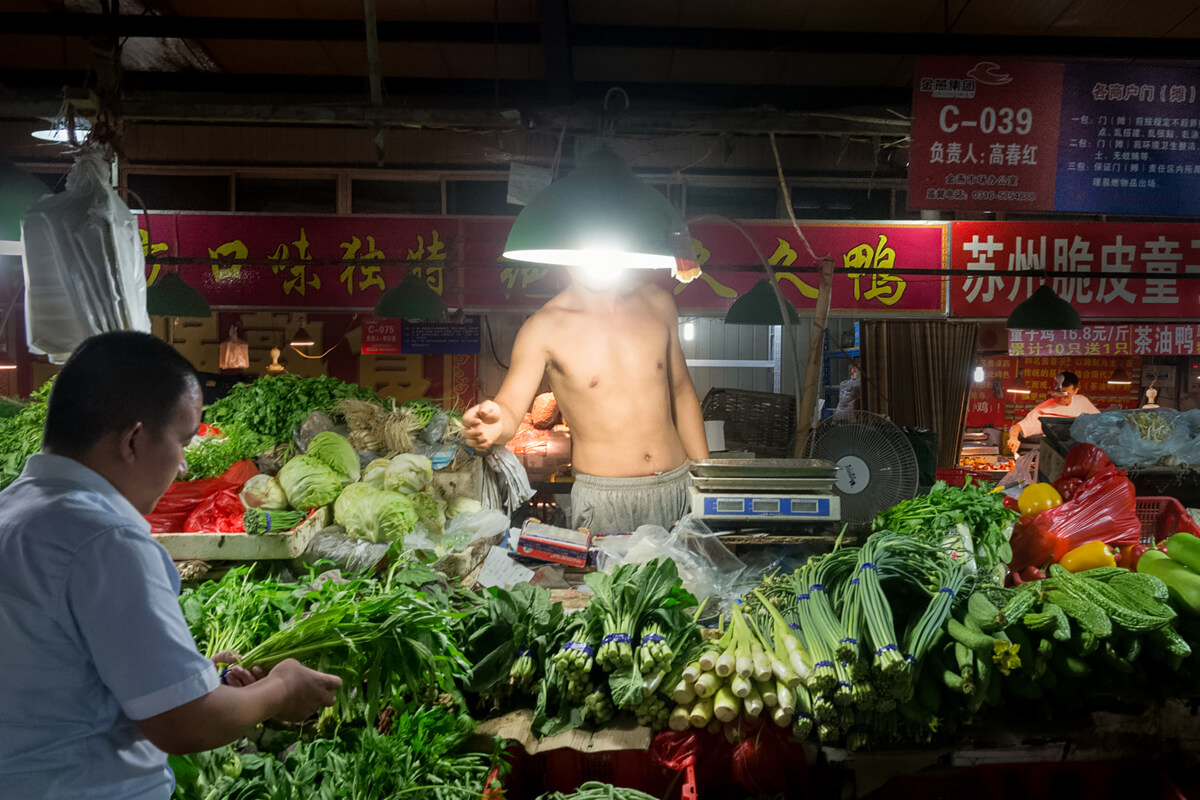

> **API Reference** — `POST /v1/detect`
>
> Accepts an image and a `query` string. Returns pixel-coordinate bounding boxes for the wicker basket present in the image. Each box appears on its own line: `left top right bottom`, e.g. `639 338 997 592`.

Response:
701 388 796 458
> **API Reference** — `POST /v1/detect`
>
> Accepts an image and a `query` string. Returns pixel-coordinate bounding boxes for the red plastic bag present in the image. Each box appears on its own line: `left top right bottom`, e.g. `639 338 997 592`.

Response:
184 489 246 533
1034 470 1141 549
1052 476 1084 502
149 460 259 515
730 725 806 795
1058 443 1118 482
1008 518 1070 575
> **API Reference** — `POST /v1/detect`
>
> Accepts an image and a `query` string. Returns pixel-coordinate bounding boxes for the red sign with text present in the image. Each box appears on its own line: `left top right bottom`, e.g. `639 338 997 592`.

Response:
361 317 403 355
131 214 947 315
950 221 1200 319
1007 326 1130 357
911 57 1064 212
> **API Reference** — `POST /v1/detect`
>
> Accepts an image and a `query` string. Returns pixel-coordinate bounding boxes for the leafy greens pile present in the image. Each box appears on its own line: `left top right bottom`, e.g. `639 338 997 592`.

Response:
204 374 378 445
0 378 53 491
872 478 1017 584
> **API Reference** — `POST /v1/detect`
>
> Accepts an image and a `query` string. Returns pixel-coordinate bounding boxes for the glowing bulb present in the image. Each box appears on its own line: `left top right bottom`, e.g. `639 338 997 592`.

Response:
682 322 695 341
973 365 984 383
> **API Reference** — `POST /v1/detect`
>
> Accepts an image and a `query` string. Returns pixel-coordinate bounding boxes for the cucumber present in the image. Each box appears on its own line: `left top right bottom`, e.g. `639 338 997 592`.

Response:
968 593 1002 633
948 618 996 658
1168 532 1200 573
1139 550 1200 616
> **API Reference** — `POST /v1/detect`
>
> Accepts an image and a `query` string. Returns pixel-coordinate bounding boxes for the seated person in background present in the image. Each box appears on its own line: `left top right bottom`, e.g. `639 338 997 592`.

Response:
1007 370 1100 454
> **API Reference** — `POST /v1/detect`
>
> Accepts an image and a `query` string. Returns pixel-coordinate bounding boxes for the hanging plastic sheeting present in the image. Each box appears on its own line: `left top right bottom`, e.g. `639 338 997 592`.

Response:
20 151 150 363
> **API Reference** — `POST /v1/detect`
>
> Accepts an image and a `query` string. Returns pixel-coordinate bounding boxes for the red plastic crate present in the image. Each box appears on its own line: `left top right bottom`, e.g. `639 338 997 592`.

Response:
1136 496 1200 543
937 468 1000 488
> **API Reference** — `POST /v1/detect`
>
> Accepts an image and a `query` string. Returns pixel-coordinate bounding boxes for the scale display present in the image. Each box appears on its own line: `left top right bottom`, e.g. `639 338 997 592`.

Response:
690 487 840 521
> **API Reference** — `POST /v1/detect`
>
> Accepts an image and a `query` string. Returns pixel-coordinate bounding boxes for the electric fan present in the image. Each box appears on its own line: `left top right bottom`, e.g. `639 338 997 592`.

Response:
804 411 919 524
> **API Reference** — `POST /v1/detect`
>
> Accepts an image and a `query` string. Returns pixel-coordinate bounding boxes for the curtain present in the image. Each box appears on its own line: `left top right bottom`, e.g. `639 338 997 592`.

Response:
860 321 980 469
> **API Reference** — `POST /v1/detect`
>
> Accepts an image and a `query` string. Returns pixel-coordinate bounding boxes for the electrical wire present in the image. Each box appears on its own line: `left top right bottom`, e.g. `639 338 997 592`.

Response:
485 315 509 370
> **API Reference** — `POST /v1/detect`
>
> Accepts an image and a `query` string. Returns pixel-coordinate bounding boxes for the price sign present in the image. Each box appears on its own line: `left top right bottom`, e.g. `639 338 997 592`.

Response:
361 317 403 354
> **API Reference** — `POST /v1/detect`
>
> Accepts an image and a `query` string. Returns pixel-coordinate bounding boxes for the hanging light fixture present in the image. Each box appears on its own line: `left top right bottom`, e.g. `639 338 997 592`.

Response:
725 279 800 325
502 144 697 274
374 272 447 321
146 272 211 318
973 364 985 383
1007 360 1031 395
1107 364 1132 385
1006 284 1082 330
289 315 315 348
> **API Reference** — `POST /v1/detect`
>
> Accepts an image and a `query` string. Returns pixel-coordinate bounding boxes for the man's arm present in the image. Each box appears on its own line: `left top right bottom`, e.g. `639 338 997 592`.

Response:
463 314 548 450
137 659 340 754
651 287 709 460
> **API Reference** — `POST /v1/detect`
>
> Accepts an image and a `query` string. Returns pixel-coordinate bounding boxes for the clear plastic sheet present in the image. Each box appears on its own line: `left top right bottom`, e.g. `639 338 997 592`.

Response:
593 514 746 611
21 151 150 362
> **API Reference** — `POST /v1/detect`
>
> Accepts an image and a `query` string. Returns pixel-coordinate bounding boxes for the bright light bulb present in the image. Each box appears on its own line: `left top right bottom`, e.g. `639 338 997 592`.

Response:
682 322 695 341
973 365 984 383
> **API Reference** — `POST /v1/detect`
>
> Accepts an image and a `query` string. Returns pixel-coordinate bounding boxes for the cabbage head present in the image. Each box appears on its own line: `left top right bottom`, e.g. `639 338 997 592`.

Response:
361 458 390 490
278 454 344 511
384 453 433 494
445 496 483 519
410 490 447 537
333 482 418 544
239 474 290 510
306 431 360 484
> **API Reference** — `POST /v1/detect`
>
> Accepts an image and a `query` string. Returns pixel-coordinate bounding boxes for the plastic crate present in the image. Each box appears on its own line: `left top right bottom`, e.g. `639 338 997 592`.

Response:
1136 496 1200 543
936 468 971 487
538 748 676 797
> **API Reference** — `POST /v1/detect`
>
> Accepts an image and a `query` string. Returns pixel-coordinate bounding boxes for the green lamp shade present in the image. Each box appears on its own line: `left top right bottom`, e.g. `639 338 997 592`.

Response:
374 272 446 320
1006 285 1082 330
503 144 697 270
146 272 211 317
725 279 800 325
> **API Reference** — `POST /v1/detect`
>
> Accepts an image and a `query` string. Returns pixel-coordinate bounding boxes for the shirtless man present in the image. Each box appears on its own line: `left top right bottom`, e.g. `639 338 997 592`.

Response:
463 268 709 534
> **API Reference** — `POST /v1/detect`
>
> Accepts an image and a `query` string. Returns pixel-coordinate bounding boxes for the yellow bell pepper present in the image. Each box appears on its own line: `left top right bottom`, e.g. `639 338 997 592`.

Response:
1058 540 1118 573
1018 483 1063 517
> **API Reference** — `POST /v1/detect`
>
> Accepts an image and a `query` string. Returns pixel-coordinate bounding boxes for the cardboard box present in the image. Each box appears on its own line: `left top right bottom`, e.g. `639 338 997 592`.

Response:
515 519 591 568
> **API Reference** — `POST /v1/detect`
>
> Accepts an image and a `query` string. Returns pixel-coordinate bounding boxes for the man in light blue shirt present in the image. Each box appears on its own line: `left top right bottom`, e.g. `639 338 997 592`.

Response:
0 332 342 799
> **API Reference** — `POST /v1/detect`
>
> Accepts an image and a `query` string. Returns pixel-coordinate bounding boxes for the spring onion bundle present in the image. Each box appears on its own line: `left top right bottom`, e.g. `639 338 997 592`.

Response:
242 506 307 535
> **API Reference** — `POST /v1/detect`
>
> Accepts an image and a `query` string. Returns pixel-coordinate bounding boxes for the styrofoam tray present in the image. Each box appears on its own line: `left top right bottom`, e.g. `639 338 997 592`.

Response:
153 506 328 561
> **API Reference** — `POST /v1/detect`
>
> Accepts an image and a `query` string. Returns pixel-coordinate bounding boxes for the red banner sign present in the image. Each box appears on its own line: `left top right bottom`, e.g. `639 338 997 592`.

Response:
911 57 1064 212
1131 323 1200 356
1007 326 1130 357
134 214 947 315
967 355 1141 428
950 221 1200 319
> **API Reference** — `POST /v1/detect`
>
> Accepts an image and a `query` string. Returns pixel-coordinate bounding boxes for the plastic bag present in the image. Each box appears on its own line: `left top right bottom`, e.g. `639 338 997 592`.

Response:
481 447 535 515
20 151 150 363
184 489 246 533
301 527 391 574
594 514 746 612
1073 410 1196 467
146 460 259 531
1034 470 1141 548
219 326 249 370
443 508 509 552
1057 443 1116 482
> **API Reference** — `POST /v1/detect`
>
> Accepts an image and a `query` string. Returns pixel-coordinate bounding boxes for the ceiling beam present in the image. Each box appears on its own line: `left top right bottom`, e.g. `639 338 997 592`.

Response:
5 12 1200 59
0 71 913 113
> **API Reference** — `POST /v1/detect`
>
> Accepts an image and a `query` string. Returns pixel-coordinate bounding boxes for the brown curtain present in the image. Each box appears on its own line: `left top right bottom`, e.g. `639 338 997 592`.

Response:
860 321 980 468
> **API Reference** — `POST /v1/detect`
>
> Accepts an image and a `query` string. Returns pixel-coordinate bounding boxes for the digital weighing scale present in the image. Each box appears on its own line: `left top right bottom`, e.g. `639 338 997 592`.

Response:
689 458 841 523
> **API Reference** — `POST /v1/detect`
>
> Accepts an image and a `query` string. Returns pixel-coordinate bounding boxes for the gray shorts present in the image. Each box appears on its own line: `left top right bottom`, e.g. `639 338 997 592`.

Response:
569 463 691 534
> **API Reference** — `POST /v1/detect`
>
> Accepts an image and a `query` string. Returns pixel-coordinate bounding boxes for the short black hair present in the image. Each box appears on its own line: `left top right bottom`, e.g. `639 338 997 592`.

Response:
43 331 199 457
1058 371 1080 389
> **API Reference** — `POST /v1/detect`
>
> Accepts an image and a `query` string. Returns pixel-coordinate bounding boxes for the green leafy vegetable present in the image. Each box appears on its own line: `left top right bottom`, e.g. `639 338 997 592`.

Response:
0 378 53 491
304 430 360 483
277 454 344 510
384 453 433 494
239 474 289 510
243 507 308 535
203 374 378 445
333 482 418 544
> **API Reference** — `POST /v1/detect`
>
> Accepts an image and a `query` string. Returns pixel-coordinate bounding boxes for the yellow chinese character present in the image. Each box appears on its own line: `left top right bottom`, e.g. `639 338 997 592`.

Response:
207 239 248 283
769 238 818 299
1010 342 1025 355
140 229 169 286
1114 342 1129 355
407 230 446 261
282 265 321 296
843 235 906 306
339 235 386 295
498 265 557 300
672 237 729 296
1084 342 1101 355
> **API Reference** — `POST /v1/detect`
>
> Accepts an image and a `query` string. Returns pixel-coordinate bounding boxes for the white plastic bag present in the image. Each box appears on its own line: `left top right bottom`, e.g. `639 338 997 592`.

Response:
20 151 150 363
219 326 249 369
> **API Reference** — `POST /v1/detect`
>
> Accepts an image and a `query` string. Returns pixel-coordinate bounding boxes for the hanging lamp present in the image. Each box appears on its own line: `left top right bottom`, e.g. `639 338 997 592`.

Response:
725 279 800 325
1107 364 1132 385
146 272 211 318
374 272 446 321
1007 360 1031 395
1006 284 1082 330
503 144 697 274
